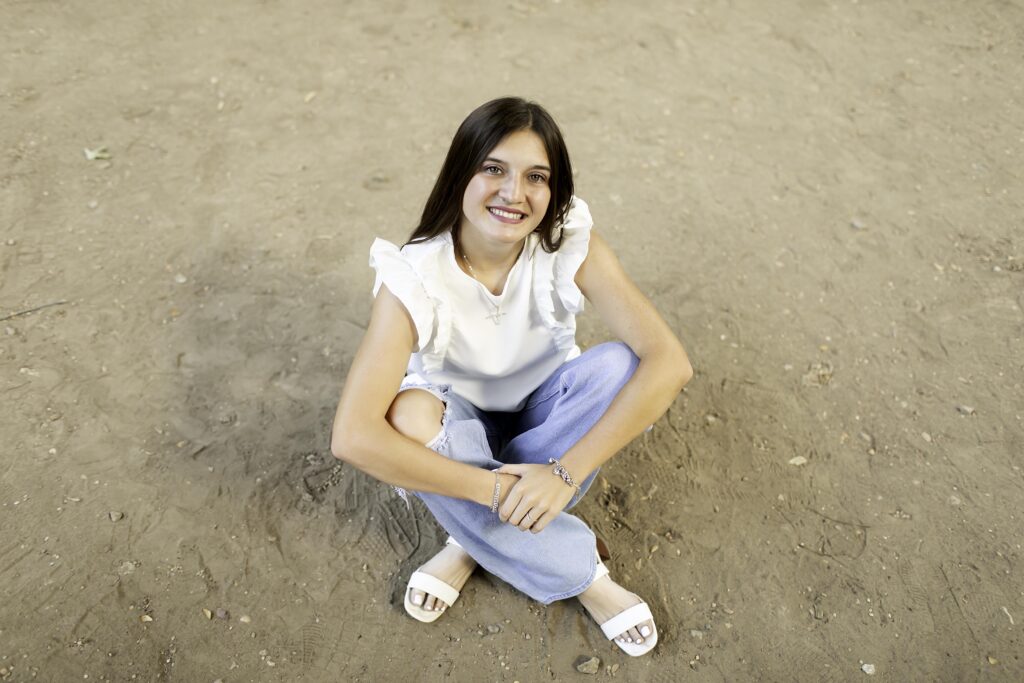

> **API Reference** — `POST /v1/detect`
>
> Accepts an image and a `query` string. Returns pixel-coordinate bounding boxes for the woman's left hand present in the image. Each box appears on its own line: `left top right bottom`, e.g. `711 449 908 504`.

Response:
495 463 577 533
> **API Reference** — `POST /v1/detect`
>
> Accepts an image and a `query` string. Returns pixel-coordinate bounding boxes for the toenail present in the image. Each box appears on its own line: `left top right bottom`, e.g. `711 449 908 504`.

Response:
640 625 652 637
412 594 423 605
636 637 644 643
625 638 632 643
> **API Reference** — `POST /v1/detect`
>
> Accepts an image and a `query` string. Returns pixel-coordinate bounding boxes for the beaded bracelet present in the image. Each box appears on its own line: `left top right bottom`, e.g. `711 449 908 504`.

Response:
490 471 501 513
548 458 581 490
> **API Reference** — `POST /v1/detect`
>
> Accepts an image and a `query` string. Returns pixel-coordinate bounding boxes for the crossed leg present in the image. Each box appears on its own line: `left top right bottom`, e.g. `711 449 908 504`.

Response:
387 366 659 651
386 388 477 614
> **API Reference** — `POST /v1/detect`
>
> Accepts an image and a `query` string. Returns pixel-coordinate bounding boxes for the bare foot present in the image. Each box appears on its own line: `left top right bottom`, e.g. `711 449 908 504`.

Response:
577 573 656 646
408 542 477 613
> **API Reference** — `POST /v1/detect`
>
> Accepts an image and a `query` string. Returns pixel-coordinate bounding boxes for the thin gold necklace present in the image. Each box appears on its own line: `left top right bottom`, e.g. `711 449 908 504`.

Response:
458 245 507 325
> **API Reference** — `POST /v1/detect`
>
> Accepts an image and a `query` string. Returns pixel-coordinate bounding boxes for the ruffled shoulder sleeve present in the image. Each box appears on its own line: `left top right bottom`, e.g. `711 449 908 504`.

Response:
552 196 593 314
369 238 435 352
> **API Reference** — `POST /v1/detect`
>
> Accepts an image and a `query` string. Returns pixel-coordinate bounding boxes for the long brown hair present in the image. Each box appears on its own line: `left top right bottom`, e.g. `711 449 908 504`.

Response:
406 97 575 253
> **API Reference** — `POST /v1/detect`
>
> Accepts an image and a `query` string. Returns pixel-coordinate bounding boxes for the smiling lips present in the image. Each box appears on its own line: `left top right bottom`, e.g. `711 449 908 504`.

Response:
488 206 527 222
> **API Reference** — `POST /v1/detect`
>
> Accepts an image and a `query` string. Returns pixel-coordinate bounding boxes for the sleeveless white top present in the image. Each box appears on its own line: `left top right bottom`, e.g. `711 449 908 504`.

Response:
368 196 593 411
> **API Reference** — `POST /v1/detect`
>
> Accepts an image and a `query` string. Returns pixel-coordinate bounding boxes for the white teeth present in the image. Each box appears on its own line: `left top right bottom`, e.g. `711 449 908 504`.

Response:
489 208 524 220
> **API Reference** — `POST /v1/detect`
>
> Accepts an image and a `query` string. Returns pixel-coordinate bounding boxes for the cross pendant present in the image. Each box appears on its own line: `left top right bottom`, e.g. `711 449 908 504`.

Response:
486 309 505 325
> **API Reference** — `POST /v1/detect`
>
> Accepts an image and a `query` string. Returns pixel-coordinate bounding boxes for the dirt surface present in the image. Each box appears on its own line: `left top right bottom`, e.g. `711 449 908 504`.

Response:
2 1 1023 681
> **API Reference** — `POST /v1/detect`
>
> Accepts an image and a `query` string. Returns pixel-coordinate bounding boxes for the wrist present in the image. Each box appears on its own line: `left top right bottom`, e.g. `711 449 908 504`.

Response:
548 457 583 491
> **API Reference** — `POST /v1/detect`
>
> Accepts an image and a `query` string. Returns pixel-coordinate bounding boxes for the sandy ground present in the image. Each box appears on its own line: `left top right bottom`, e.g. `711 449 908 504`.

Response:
2 0 1023 680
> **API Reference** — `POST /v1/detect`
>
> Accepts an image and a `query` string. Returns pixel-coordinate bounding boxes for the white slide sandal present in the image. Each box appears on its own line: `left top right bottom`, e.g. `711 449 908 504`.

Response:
593 561 659 657
404 537 464 623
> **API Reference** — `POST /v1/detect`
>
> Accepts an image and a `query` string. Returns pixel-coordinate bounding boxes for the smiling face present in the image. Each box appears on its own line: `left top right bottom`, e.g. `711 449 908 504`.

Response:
458 129 552 249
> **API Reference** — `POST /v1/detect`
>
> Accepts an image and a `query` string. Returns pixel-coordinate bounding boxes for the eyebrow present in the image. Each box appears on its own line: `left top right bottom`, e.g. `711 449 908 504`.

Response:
483 156 551 172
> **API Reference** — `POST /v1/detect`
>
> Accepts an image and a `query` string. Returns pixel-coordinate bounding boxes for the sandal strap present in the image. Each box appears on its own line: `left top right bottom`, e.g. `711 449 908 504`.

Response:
593 560 610 582
445 536 462 549
408 571 460 605
600 602 654 640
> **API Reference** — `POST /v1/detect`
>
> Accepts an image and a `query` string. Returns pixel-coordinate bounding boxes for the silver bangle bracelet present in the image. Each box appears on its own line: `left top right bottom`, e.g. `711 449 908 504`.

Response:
548 458 581 490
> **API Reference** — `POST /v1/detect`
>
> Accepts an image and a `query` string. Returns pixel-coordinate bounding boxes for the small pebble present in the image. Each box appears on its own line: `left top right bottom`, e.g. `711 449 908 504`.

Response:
108 511 124 522
174 273 188 284
921 432 932 443
486 624 500 634
988 656 998 665
139 615 153 623
851 218 867 230
574 656 601 674
215 608 229 620
239 615 251 624
788 456 808 466
955 405 976 416
202 608 212 620
861 663 876 675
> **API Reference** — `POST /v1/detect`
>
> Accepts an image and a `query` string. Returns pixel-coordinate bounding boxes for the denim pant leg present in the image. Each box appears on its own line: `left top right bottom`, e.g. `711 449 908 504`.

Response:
501 341 641 508
413 386 599 605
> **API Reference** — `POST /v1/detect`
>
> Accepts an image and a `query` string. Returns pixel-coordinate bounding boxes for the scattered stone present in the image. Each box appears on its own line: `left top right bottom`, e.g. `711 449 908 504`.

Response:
574 655 601 674
202 608 212 620
239 615 252 624
139 614 153 623
174 273 188 284
988 656 998 665
486 624 500 634
108 511 124 522
689 629 705 639
861 663 876 675
215 608 229 620
850 218 867 230
955 405 976 416
83 146 112 161
921 432 932 443
788 456 808 466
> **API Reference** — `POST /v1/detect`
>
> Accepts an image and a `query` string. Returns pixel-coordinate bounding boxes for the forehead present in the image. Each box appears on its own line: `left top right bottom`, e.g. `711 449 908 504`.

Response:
487 130 549 166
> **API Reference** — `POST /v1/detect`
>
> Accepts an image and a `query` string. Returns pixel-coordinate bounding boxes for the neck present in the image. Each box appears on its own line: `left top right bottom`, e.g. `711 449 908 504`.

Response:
455 229 525 276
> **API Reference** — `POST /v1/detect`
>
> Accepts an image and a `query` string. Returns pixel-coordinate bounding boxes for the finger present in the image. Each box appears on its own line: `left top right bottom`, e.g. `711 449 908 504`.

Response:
530 509 556 533
499 489 522 522
509 500 533 527
495 464 526 474
517 508 535 531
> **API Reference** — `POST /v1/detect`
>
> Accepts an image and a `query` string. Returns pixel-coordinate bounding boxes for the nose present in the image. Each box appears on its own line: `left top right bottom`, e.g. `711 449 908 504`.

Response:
498 173 525 204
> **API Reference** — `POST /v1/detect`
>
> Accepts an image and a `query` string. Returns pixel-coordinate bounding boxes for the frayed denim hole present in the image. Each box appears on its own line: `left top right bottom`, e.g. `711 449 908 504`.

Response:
391 382 452 505
424 391 452 453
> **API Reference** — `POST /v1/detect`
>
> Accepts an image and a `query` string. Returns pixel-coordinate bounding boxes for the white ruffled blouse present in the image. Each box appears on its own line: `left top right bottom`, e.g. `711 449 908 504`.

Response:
368 196 593 411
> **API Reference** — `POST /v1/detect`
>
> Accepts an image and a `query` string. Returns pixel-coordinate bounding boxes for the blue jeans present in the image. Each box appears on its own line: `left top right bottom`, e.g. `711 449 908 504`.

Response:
411 342 640 604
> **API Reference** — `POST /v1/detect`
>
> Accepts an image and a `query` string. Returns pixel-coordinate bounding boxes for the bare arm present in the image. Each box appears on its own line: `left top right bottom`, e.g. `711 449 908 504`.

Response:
557 230 693 480
330 285 513 507
497 230 692 531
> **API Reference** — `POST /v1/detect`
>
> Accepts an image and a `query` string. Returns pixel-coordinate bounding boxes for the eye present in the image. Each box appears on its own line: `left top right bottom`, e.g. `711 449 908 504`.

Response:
528 172 548 184
483 165 503 175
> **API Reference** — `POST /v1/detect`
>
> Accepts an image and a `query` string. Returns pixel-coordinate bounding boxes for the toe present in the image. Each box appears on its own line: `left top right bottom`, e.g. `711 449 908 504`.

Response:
639 620 654 639
422 594 436 611
627 626 642 643
409 589 425 607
